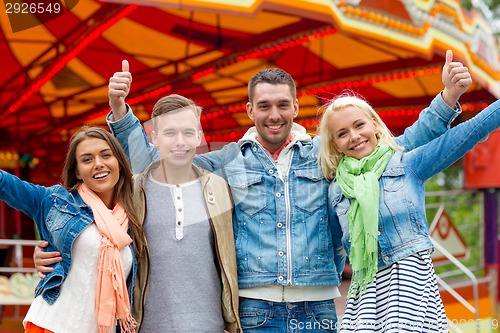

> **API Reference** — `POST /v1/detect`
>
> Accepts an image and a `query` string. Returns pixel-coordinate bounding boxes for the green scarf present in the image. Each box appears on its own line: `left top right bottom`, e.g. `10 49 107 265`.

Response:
336 144 394 296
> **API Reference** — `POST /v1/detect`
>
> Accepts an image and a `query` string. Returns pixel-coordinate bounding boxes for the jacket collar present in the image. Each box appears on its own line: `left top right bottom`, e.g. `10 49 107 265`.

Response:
238 123 312 147
138 160 210 188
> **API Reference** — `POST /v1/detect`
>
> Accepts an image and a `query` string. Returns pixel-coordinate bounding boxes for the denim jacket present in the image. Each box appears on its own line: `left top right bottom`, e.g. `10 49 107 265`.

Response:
0 171 137 305
107 93 459 288
329 99 500 268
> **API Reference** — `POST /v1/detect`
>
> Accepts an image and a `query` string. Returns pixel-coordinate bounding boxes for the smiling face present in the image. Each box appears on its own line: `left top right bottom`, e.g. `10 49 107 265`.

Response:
151 107 201 170
75 137 120 207
328 105 380 160
246 83 299 151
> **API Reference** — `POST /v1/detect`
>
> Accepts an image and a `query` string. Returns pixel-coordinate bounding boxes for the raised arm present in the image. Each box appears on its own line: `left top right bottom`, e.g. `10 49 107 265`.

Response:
395 50 472 150
0 170 49 223
409 99 500 182
107 60 159 173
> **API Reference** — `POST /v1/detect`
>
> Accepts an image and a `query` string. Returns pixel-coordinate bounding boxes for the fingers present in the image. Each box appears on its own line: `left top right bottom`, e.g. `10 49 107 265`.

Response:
36 240 49 249
33 242 62 279
443 49 462 75
449 65 471 86
445 49 453 66
122 59 129 73
109 61 132 98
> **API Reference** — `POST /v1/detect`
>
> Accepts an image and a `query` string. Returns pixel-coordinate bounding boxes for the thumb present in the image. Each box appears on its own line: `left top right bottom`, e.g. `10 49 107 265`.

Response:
122 59 129 72
445 50 453 66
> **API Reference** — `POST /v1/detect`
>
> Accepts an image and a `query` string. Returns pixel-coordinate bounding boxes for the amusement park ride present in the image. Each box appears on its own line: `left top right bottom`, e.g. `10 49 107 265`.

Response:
0 0 499 332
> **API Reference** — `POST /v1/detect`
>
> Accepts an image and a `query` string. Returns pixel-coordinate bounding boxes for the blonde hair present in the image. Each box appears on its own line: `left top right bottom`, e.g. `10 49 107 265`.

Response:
318 92 403 180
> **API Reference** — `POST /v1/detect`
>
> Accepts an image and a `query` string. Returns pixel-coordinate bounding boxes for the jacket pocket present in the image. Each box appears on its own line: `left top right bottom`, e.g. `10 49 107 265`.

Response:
381 166 405 192
46 196 80 232
227 171 268 217
292 167 327 214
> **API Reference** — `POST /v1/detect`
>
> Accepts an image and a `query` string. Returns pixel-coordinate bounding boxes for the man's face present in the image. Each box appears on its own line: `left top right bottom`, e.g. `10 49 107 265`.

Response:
246 83 299 151
151 108 201 170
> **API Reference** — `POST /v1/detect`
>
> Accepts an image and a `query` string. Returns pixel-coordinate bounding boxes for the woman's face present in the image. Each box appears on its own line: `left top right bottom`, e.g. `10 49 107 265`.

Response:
75 138 120 207
328 106 379 160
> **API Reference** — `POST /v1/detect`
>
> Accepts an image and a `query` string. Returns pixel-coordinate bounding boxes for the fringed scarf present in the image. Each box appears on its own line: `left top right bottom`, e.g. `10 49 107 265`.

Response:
336 144 394 296
78 184 136 333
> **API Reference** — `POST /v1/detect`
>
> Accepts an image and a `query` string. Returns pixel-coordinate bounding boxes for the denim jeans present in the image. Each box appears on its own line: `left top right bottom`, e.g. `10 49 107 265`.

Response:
239 298 338 333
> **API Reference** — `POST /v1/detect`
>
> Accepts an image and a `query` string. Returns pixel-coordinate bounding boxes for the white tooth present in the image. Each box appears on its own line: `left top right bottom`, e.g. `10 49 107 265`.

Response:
94 172 108 179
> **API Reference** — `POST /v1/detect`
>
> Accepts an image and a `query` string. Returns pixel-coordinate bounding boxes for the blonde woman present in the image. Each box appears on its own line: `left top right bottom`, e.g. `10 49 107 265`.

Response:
319 91 500 332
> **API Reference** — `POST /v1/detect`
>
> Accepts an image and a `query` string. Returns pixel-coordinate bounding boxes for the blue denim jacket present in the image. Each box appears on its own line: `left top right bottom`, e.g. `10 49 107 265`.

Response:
0 170 137 305
107 93 459 288
329 99 500 268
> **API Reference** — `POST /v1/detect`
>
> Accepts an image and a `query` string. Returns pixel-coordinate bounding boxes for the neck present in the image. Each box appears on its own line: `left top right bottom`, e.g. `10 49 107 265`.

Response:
152 160 197 185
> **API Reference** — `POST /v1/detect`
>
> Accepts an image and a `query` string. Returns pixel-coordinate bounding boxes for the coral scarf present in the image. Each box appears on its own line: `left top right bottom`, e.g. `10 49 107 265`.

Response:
78 184 136 333
336 144 394 296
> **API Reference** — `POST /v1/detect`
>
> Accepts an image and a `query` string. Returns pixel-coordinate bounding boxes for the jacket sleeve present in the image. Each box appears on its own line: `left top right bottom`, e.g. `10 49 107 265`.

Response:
106 105 160 174
0 169 51 233
193 142 241 176
394 92 461 151
328 193 346 281
407 99 500 182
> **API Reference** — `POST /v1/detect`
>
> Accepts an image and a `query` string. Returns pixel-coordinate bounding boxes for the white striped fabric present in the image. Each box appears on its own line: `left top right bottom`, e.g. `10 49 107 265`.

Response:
339 251 448 332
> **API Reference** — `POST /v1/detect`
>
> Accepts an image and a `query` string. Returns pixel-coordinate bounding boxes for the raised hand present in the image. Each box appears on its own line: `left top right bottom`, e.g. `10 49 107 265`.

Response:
442 50 472 108
108 60 132 120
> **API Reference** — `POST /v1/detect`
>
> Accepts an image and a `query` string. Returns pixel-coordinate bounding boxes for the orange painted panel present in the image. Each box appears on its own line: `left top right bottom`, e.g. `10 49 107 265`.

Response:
464 129 500 189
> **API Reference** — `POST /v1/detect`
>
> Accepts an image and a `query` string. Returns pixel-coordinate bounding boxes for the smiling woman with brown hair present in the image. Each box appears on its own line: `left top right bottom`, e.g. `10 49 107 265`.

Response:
0 126 143 333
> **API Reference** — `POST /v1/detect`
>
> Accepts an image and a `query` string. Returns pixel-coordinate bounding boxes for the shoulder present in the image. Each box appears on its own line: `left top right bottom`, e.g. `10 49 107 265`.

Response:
198 167 227 185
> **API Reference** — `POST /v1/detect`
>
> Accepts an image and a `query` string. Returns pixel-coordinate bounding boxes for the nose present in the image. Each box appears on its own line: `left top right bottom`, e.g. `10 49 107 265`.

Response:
94 156 104 169
349 129 361 142
175 132 186 146
268 105 280 121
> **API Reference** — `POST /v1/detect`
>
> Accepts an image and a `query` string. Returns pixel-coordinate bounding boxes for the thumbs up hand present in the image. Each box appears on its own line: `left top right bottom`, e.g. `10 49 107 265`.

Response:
442 50 472 108
109 60 132 120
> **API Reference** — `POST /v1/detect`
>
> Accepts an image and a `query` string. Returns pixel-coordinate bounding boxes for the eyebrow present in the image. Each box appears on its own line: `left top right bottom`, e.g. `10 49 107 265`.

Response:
334 118 365 135
79 148 112 158
256 99 291 106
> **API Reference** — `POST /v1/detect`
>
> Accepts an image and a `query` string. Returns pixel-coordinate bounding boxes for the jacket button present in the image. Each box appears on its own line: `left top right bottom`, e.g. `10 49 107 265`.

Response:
276 193 281 197
378 231 381 236
384 256 390 261
278 251 284 256
277 222 283 228
278 276 284 282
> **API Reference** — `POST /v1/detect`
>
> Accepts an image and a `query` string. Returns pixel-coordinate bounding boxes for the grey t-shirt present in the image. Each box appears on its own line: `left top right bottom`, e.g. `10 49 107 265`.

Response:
140 173 223 333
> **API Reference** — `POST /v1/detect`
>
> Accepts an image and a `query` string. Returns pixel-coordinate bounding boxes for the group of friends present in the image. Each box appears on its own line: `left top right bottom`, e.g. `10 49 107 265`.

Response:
0 49 499 333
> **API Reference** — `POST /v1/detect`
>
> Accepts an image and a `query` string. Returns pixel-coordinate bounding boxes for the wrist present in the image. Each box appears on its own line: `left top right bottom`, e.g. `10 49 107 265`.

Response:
111 104 127 120
441 89 458 109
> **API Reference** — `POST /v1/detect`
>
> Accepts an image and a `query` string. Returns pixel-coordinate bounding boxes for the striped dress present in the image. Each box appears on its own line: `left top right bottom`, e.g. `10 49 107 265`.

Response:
339 251 449 333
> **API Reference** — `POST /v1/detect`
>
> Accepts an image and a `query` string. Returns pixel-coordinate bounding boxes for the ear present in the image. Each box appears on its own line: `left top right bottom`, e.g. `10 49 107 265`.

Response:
196 130 203 147
292 99 299 119
246 102 254 120
151 130 159 146
76 169 81 180
372 118 381 137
